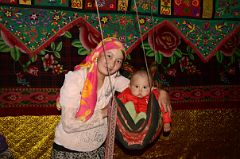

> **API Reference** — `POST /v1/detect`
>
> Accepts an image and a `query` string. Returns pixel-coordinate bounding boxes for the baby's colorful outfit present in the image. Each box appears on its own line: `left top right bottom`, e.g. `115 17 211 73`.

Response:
117 88 172 124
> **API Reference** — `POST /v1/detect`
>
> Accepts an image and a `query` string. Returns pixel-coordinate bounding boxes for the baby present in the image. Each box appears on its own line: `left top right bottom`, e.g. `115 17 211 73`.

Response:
117 70 172 133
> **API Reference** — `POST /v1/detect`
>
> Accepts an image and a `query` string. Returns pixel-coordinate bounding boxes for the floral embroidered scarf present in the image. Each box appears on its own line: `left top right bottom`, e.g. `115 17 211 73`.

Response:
75 37 125 121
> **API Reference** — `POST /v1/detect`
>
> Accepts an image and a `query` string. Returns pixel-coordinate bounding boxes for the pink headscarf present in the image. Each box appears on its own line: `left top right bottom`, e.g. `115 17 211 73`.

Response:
75 37 126 121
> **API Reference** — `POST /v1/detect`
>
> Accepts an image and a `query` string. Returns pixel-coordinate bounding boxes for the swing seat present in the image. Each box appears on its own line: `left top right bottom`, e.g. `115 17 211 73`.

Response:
115 93 163 150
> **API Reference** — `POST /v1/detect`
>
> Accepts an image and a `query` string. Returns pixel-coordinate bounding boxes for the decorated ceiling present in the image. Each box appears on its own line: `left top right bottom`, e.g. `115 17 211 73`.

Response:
0 0 239 63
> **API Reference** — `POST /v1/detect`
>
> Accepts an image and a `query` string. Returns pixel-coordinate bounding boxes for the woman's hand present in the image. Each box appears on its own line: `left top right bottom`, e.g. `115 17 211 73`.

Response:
56 96 62 111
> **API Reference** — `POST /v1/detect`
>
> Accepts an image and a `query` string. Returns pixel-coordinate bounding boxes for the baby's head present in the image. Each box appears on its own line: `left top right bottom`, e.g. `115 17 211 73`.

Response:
129 70 152 98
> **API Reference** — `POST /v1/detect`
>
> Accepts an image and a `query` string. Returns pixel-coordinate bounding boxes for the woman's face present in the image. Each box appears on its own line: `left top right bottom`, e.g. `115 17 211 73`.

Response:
97 49 124 76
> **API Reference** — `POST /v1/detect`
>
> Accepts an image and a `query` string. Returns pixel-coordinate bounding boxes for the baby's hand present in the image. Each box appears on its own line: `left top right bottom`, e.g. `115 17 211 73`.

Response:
163 123 171 132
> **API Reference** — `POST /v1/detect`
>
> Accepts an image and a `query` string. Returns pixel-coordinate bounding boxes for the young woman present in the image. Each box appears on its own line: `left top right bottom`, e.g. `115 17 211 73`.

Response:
52 37 171 159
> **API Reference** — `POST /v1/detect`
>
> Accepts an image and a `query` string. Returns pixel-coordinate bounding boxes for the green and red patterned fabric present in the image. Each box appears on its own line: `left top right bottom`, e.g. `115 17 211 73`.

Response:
0 0 239 62
0 85 239 116
115 94 162 150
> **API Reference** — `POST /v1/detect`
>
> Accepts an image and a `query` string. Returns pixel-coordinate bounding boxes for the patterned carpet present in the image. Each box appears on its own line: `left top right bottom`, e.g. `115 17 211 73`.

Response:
0 108 240 159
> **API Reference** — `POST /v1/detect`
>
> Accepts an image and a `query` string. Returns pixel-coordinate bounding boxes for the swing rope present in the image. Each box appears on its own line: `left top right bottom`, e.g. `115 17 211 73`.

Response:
113 0 164 150
94 1 118 159
133 0 152 88
94 0 115 98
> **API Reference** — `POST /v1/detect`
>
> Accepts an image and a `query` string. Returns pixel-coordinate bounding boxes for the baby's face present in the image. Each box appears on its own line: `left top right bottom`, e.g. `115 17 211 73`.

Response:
129 74 151 98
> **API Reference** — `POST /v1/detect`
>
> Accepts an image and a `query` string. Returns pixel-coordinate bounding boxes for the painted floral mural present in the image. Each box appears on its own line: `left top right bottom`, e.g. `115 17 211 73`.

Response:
148 24 181 57
0 23 239 87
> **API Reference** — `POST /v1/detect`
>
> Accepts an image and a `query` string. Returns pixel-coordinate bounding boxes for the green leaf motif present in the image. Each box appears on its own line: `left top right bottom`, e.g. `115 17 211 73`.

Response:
39 50 46 56
146 50 154 57
189 54 195 61
78 49 89 55
56 42 62 52
77 47 87 53
155 53 162 64
64 31 72 38
170 55 176 65
44 67 49 72
54 51 61 58
230 56 235 64
72 40 83 48
180 66 184 72
30 54 38 62
0 44 11 52
23 61 32 72
216 51 223 63
51 42 55 50
174 49 182 58
0 39 6 45
186 46 194 54
126 54 131 60
142 43 151 49
10 47 21 61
